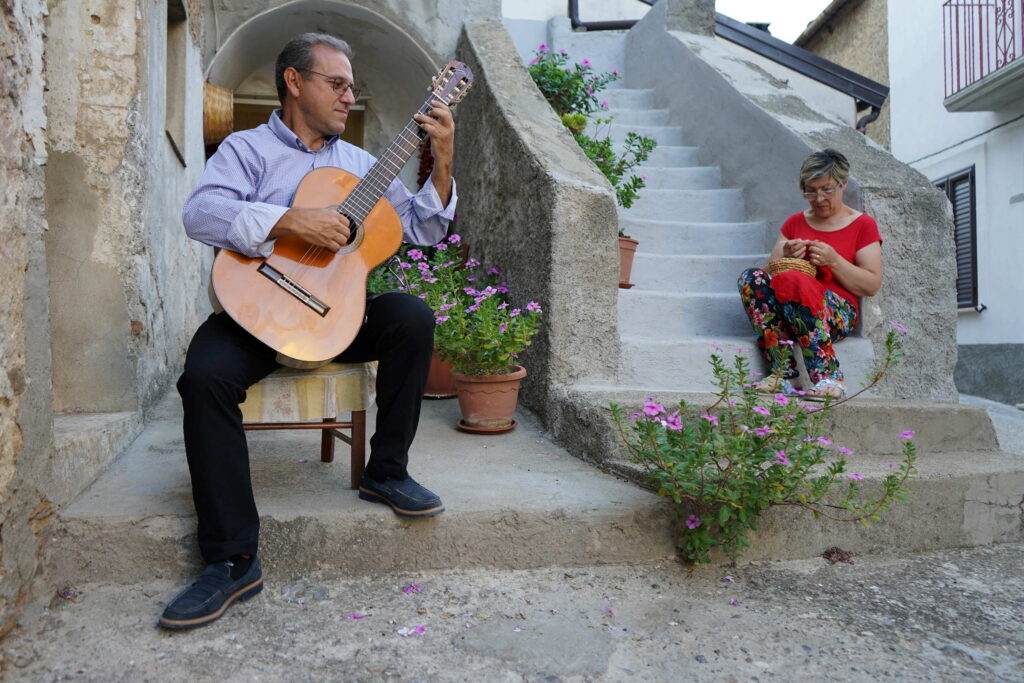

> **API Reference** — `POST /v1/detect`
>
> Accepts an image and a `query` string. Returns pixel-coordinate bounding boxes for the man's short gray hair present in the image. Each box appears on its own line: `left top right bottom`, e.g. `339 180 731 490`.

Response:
275 33 354 103
799 148 850 190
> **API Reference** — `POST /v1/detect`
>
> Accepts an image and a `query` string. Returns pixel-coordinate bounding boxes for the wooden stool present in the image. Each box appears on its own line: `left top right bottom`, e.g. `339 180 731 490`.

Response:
239 362 376 489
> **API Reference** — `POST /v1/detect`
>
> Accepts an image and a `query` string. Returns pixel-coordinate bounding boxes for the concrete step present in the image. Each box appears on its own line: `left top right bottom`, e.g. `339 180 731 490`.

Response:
602 108 671 126
52 410 144 508
638 166 721 190
619 219 767 255
608 123 684 146
627 145 700 167
621 188 745 222
616 335 877 392
46 392 681 586
630 253 765 292
602 88 656 109
618 290 752 337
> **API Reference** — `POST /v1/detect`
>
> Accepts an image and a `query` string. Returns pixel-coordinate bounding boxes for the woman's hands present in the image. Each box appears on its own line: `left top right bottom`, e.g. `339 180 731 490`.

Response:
805 240 840 268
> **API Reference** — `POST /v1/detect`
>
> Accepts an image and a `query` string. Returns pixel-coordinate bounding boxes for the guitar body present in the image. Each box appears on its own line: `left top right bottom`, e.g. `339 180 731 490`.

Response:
212 166 403 367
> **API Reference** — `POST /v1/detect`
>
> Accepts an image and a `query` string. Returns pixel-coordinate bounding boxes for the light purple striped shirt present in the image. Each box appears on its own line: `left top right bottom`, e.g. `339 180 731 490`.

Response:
182 110 456 257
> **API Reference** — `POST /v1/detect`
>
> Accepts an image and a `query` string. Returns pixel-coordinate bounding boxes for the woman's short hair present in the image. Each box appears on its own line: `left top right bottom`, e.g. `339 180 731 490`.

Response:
799 149 850 190
275 33 354 103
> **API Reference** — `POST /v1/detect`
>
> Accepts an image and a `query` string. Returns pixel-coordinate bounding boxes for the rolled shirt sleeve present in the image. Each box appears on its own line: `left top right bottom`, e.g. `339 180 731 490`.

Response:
383 173 457 247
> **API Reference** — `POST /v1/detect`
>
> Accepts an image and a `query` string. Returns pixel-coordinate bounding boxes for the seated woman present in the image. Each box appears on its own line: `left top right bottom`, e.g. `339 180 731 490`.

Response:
737 149 883 401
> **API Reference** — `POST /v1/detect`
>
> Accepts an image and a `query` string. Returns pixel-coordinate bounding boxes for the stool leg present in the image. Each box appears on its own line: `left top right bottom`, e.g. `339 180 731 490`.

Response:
321 418 335 463
351 409 366 490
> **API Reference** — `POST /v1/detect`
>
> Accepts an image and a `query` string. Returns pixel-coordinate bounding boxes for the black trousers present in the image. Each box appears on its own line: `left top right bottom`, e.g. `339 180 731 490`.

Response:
176 292 434 564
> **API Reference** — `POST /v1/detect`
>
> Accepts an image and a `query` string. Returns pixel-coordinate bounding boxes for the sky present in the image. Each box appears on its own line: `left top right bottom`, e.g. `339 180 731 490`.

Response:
716 0 834 43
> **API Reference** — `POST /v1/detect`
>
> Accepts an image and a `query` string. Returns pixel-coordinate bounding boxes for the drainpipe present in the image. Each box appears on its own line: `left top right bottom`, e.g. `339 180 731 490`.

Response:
855 105 880 135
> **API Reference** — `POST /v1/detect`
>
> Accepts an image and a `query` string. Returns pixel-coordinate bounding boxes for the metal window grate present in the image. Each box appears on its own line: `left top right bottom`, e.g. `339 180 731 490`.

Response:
943 0 1023 98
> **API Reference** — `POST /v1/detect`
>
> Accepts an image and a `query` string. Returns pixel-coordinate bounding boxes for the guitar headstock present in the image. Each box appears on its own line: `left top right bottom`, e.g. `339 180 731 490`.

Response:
430 60 474 108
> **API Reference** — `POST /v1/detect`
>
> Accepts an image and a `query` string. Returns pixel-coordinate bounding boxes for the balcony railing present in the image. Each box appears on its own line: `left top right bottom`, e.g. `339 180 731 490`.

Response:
944 0 1023 98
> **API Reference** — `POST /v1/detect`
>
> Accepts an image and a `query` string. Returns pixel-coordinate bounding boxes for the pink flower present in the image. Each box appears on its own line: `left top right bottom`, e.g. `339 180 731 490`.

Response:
752 406 770 416
499 322 508 333
779 339 795 345
465 258 480 268
581 58 591 67
701 414 718 426
685 514 701 529
899 430 915 439
837 446 853 456
488 267 500 275
663 413 683 431
753 426 774 436
643 400 665 416
407 249 425 261
435 314 449 323
436 243 448 251
848 473 865 480
774 393 789 406
399 262 412 270
774 450 791 466
527 301 543 313
600 100 609 109
510 308 521 317
498 302 509 310
817 437 833 446
890 322 908 333
448 233 461 243
538 43 548 52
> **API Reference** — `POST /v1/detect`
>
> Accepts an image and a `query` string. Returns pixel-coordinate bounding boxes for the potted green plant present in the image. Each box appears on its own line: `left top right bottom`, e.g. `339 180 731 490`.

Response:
431 263 543 433
527 46 657 288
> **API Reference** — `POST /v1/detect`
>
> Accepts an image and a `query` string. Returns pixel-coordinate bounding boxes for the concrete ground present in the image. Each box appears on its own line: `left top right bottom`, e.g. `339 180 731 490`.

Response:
2 543 1023 681
4 393 1023 681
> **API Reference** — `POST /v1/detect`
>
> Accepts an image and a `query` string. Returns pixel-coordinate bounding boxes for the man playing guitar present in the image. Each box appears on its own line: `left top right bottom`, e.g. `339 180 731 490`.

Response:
160 32 456 630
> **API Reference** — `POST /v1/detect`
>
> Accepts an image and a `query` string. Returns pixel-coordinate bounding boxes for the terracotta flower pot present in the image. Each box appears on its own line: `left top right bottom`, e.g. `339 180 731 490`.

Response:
452 365 527 433
618 236 638 289
424 351 457 399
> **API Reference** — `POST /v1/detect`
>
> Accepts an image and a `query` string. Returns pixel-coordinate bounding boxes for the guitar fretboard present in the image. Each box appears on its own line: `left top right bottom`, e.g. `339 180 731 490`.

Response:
338 99 435 224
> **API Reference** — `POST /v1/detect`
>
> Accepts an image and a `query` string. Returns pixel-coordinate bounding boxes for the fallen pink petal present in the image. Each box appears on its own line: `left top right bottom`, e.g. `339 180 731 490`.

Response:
848 473 865 480
721 576 736 583
512 625 522 632
729 599 741 606
396 625 426 637
347 614 367 620
402 583 423 594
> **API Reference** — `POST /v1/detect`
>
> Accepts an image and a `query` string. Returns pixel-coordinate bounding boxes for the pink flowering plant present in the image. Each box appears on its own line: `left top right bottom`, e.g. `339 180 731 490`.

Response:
527 44 620 116
611 327 917 565
382 234 543 377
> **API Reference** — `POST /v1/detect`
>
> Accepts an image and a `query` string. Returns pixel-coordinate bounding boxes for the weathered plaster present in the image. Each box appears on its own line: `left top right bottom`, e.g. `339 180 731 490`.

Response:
1 0 54 639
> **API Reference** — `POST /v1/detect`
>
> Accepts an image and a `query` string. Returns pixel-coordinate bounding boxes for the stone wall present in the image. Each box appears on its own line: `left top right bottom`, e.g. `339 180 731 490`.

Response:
625 0 958 401
454 22 621 412
797 0 891 150
0 0 52 639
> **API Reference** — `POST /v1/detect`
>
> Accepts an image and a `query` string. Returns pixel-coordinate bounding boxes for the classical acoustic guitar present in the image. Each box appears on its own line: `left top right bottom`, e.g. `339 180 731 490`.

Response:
212 61 473 368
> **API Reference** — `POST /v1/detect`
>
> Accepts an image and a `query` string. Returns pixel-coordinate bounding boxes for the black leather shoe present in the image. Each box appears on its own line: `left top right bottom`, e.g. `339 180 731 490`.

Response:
358 475 445 517
158 557 263 630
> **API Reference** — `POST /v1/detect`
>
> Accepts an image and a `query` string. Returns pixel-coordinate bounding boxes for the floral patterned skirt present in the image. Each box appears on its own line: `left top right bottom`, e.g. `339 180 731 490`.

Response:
737 267 857 383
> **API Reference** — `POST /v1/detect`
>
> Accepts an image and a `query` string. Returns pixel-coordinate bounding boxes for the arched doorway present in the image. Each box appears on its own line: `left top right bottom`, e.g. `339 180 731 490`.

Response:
204 0 440 189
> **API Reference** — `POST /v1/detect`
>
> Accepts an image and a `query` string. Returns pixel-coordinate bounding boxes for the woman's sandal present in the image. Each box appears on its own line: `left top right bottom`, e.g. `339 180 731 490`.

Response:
804 378 847 402
753 376 800 395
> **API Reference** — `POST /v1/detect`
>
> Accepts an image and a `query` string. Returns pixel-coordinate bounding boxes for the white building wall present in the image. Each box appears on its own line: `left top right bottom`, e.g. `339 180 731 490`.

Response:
502 0 649 22
888 0 1024 348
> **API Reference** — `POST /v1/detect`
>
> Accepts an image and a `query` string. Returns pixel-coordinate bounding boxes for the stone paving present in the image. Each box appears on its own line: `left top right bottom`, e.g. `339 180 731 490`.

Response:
3 543 1023 681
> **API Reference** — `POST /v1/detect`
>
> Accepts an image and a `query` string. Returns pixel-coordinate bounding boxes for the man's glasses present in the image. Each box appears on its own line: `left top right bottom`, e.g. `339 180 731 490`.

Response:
801 184 842 200
304 70 362 99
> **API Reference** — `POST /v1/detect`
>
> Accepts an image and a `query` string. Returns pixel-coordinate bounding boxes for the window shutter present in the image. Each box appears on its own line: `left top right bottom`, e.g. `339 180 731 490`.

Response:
934 167 978 310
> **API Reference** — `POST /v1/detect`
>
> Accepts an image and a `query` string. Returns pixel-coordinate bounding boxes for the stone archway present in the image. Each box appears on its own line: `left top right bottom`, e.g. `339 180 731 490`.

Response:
205 0 441 188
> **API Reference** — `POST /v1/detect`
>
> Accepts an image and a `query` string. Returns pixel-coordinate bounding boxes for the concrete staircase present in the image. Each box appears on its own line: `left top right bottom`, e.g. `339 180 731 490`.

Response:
565 31 876 393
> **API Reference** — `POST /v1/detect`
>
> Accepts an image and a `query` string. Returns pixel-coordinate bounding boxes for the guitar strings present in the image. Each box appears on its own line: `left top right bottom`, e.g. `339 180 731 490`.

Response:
285 99 436 280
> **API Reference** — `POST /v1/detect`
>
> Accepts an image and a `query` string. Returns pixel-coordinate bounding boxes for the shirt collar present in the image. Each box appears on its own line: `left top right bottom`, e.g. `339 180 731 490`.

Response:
268 109 339 152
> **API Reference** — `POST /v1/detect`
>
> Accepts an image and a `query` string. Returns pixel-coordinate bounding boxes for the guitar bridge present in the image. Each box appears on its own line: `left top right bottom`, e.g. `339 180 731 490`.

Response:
258 262 330 317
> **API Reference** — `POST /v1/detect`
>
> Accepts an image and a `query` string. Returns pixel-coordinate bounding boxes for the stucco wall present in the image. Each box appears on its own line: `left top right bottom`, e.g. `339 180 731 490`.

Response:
0 0 53 639
798 0 891 149
625 0 958 401
454 22 621 414
44 1 206 416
